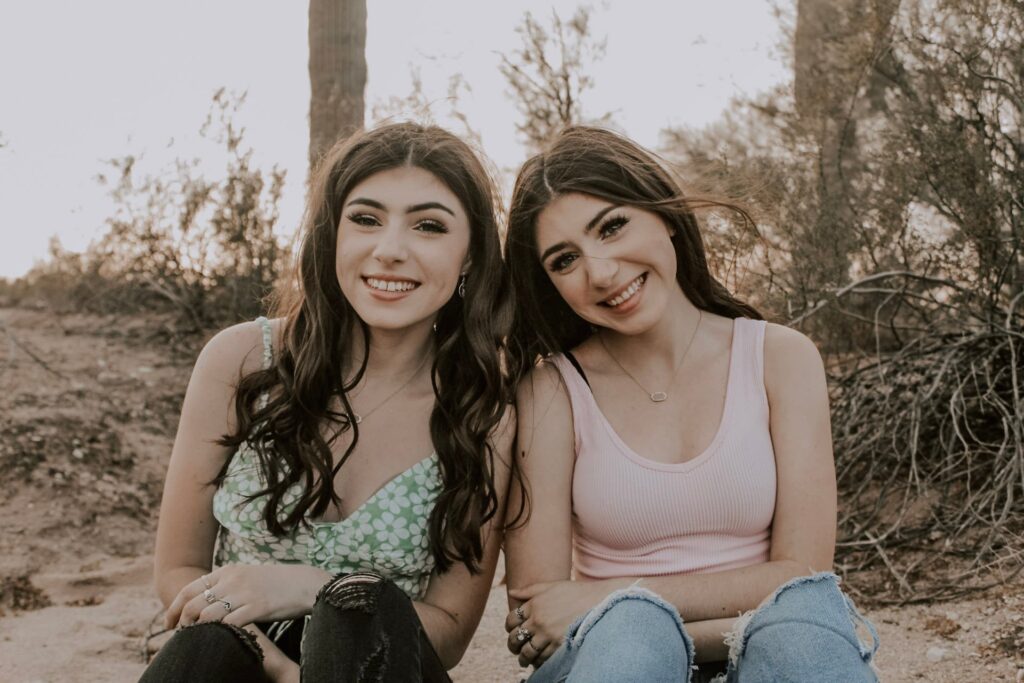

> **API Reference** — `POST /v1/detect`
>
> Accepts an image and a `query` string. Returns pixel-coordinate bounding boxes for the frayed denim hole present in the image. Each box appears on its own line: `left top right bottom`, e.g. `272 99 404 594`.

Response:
296 615 312 670
567 585 694 683
178 621 264 663
316 572 385 613
842 593 881 663
725 571 841 668
563 613 587 649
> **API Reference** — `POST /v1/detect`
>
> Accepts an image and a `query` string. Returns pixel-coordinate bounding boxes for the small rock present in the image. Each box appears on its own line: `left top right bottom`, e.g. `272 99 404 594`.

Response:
72 448 85 459
926 646 947 663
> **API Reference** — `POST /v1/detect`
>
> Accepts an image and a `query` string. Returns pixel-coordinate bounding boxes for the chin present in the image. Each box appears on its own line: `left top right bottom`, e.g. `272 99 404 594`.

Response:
353 300 443 333
590 298 666 336
356 311 429 331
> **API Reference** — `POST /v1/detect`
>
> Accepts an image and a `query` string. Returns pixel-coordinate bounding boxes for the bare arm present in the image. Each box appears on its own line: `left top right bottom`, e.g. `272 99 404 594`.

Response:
155 321 334 683
412 407 517 670
586 323 837 622
687 618 737 662
154 321 267 607
504 363 576 603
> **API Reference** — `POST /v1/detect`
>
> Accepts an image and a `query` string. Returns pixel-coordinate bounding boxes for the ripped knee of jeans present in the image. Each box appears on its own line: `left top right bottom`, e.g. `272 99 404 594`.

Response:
316 571 387 614
568 584 696 680
177 621 264 663
723 572 880 671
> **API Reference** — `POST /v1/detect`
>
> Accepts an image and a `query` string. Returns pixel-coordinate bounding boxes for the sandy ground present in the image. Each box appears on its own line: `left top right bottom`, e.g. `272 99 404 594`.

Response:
1 307 1022 682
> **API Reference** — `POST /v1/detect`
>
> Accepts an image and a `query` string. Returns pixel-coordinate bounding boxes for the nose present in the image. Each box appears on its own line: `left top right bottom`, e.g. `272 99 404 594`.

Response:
584 255 619 289
371 223 408 264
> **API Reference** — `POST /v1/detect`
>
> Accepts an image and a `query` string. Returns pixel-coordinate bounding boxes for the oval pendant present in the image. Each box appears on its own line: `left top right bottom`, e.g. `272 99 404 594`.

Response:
650 392 668 402
354 414 363 424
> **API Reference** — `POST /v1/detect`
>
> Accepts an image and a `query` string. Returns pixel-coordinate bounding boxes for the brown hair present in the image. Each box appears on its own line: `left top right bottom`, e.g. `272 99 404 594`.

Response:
219 123 512 573
505 125 762 372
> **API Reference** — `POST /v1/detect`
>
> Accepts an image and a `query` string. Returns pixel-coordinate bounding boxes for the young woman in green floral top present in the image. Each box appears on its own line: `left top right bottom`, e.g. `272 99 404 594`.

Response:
141 124 515 683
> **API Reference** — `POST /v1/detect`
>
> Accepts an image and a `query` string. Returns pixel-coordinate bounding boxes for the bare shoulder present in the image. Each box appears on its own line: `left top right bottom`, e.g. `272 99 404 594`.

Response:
762 322 826 398
515 358 571 420
764 322 824 370
194 317 282 384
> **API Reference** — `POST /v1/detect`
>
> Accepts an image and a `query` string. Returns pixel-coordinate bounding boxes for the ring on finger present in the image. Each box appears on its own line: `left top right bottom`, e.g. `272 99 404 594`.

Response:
515 626 532 643
219 599 232 613
514 606 526 623
203 588 217 604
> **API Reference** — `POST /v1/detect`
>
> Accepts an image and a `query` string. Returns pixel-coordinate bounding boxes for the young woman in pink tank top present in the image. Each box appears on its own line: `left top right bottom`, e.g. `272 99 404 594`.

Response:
502 127 879 682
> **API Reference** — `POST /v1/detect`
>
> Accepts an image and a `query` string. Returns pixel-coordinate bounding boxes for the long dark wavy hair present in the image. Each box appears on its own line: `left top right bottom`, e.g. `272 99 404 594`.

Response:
506 126 763 373
217 123 513 573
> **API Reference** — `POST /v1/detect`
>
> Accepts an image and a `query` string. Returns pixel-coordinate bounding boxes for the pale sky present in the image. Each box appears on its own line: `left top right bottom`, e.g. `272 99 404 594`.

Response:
0 1 789 278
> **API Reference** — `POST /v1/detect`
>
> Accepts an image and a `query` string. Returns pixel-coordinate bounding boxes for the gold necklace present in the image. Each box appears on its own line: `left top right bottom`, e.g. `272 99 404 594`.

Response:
348 353 431 424
598 310 702 403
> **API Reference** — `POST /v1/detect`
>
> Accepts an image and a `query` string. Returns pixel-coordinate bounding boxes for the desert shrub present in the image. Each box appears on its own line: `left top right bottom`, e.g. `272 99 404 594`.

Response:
11 91 287 331
663 0 1023 601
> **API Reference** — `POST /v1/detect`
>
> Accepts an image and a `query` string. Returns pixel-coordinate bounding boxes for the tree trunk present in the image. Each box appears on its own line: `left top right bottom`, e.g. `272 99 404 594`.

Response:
793 0 900 286
308 0 367 172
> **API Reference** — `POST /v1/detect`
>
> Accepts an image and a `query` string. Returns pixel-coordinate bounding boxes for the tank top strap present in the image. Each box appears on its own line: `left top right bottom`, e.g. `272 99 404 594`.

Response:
544 353 596 455
255 316 273 370
730 318 769 414
255 316 273 410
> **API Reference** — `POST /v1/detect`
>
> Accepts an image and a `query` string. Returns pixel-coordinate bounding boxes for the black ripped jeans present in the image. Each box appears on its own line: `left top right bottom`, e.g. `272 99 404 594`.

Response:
140 573 451 683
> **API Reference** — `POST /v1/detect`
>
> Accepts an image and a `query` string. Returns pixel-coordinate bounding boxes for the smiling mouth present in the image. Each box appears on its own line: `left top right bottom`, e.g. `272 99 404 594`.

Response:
600 273 647 307
363 276 420 293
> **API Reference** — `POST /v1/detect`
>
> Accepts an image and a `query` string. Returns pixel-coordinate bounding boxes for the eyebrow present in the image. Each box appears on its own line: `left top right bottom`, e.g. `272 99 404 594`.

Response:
539 204 621 263
345 197 455 217
586 204 620 232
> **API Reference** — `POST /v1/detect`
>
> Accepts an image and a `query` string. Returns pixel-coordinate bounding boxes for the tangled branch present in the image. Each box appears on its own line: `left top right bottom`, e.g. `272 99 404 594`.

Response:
804 274 1024 603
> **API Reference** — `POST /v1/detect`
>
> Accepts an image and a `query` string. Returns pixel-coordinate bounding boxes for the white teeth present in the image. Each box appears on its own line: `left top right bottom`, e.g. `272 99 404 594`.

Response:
606 276 644 307
366 278 417 292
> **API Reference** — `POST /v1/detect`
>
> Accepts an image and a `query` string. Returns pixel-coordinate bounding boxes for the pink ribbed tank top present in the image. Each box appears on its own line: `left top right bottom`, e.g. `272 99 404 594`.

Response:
549 317 776 580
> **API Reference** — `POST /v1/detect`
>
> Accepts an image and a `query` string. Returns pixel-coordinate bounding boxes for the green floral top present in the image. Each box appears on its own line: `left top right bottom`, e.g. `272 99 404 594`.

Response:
212 317 442 600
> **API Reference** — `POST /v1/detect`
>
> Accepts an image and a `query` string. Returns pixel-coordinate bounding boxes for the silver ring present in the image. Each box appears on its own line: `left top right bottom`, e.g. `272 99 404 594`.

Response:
201 575 212 590
514 606 526 623
203 588 217 604
516 626 532 642
219 599 232 613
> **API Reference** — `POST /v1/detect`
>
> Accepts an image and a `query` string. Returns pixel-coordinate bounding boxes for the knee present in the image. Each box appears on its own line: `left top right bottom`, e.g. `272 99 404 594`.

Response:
729 574 878 681
317 572 384 608
315 571 400 614
141 622 264 681
173 621 263 660
569 588 693 668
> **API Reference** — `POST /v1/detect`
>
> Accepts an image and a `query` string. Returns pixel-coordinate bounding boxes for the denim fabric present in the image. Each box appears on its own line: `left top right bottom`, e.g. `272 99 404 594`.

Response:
139 621 272 683
527 573 878 683
139 573 450 683
725 573 879 683
528 586 694 683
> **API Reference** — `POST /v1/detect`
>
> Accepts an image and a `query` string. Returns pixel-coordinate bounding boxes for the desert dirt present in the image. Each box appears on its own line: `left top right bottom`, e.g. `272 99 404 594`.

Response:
1 306 1021 682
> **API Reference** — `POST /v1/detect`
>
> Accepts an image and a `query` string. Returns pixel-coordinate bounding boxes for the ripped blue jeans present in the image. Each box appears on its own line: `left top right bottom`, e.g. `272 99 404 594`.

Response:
527 573 879 683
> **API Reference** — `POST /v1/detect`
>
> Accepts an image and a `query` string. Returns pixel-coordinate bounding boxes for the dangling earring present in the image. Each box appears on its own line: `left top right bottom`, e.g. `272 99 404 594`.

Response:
458 273 467 298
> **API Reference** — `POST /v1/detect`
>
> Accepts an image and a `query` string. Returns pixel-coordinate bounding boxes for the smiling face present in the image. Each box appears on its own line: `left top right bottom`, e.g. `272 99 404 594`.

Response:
535 192 680 335
335 165 471 333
